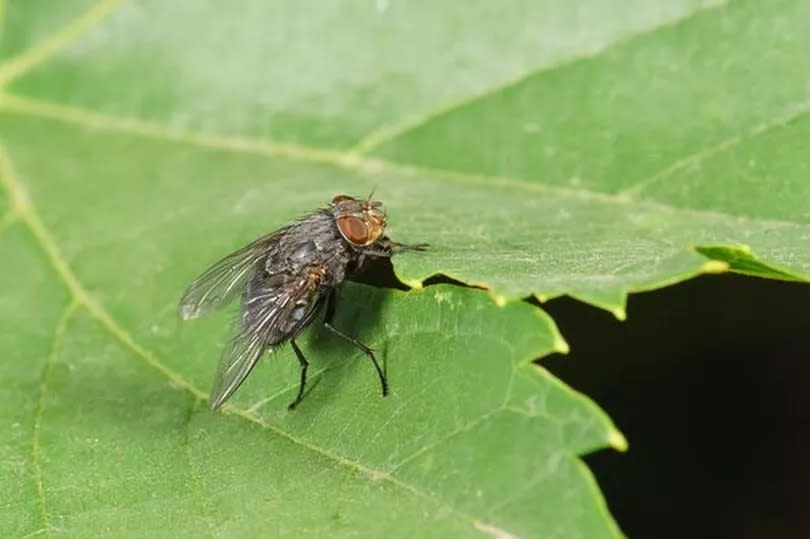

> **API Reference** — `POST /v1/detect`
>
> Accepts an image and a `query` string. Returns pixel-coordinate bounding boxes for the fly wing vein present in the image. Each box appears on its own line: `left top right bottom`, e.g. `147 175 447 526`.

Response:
177 231 283 320
207 266 324 409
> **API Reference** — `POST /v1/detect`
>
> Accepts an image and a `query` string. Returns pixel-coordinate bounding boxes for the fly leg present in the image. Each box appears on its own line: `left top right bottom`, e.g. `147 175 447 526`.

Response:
363 238 428 258
288 339 309 410
389 241 429 254
323 289 388 397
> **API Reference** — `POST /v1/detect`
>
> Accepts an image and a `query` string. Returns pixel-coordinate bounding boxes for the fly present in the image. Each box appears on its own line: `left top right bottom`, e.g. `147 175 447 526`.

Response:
178 194 426 410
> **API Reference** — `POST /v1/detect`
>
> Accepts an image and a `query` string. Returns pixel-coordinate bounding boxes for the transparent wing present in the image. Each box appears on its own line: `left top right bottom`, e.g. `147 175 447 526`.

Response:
207 264 331 410
178 232 283 320
207 286 298 409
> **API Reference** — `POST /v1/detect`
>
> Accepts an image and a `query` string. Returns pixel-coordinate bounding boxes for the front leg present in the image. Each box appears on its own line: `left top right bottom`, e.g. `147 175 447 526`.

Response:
364 236 428 258
388 241 429 254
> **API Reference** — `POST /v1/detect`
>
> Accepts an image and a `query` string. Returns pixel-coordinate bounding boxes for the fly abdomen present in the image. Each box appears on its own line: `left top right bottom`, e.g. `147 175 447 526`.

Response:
241 264 327 345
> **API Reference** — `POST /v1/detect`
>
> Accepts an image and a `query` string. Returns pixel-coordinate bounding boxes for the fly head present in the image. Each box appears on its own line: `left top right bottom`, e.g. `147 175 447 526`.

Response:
330 194 388 252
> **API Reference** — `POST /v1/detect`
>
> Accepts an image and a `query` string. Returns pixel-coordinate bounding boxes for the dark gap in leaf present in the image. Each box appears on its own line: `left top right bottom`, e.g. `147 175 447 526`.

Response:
524 294 547 309
421 272 487 290
541 274 810 539
353 258 489 293
350 257 410 290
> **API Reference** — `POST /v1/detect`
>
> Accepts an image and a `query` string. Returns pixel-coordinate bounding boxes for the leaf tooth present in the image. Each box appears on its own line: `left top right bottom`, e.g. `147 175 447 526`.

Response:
700 260 730 274
607 429 629 452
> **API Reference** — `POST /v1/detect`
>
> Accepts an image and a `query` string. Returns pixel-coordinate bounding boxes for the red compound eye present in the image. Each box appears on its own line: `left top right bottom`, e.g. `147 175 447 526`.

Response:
337 216 369 245
331 194 355 205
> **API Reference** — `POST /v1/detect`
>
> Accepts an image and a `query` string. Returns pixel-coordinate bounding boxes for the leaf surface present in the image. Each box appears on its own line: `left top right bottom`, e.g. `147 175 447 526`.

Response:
1 1 808 537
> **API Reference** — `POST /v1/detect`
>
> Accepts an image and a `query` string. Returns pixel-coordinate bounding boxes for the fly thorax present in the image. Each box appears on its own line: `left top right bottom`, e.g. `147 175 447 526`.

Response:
289 240 317 261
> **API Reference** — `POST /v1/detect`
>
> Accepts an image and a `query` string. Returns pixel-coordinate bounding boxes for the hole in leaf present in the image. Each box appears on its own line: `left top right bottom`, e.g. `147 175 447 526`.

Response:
542 274 810 539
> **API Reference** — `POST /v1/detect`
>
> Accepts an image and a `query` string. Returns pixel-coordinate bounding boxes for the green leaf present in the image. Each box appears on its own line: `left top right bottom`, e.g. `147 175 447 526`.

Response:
1 0 808 536
0 122 623 537
3 0 808 316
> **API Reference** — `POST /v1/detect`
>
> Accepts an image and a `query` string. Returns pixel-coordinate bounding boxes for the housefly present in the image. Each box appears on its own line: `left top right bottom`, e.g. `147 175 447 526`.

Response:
178 194 426 410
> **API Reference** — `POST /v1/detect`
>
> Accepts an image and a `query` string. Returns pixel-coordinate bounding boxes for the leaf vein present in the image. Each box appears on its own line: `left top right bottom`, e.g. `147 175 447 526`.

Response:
30 300 79 539
245 364 331 413
389 410 499 474
623 98 810 195
327 389 370 447
182 399 216 537
482 460 557 518
347 0 729 155
2 92 804 231
354 380 439 463
0 143 498 534
0 0 124 86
